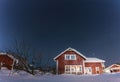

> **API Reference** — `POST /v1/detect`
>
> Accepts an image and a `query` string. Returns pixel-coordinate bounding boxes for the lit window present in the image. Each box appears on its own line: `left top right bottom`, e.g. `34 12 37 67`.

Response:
65 65 82 73
65 65 70 72
71 65 75 72
76 65 82 72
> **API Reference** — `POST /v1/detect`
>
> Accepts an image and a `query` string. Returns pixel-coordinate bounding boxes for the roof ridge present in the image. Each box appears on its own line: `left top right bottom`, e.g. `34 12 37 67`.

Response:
54 47 87 60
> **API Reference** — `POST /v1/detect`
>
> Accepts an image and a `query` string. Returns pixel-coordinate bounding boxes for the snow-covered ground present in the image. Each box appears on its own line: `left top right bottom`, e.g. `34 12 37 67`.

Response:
0 69 120 82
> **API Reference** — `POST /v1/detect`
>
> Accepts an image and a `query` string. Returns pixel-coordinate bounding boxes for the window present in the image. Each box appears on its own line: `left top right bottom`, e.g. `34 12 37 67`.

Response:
65 65 82 73
65 65 70 72
71 55 76 60
79 66 82 72
89 68 92 72
76 65 82 72
96 67 99 71
65 54 76 60
65 55 70 60
96 67 100 74
71 66 75 72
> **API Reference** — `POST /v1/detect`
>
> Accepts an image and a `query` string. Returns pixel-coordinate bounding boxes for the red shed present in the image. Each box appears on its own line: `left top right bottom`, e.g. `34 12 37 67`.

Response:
104 64 120 73
0 53 17 70
54 47 105 75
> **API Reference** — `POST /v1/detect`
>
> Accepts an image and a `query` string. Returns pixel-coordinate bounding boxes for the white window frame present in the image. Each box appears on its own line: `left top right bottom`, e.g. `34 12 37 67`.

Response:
85 67 92 74
71 65 76 72
76 65 82 72
70 55 76 60
65 65 82 74
65 55 70 60
65 65 70 73
96 67 99 71
79 65 82 72
65 54 76 60
96 67 100 74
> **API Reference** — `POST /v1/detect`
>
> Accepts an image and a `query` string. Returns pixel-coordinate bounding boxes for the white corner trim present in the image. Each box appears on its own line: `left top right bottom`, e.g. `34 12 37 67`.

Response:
56 60 58 74
83 60 85 74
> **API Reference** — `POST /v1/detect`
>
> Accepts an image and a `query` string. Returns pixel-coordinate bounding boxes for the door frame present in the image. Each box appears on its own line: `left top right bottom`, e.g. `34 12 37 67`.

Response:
85 67 92 74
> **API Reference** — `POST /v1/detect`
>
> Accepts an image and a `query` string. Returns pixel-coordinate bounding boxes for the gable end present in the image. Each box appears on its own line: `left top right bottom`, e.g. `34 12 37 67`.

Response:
54 47 87 60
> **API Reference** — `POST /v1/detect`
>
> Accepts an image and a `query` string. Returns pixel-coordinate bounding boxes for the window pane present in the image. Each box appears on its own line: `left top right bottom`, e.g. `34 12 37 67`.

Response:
76 65 82 72
65 65 70 72
71 55 76 60
65 55 70 60
79 66 82 72
96 67 99 71
89 68 92 72
71 66 75 72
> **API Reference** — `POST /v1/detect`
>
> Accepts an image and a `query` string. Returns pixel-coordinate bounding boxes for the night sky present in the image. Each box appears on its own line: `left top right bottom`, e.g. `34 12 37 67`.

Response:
0 0 120 66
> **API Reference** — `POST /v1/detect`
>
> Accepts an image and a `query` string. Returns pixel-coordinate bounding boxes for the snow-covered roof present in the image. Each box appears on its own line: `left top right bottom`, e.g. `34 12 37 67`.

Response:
105 64 120 70
0 52 7 55
0 52 18 62
84 57 105 63
54 47 87 60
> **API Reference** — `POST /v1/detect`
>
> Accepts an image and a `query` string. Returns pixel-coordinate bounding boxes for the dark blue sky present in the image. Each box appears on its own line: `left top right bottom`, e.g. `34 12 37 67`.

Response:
0 0 120 66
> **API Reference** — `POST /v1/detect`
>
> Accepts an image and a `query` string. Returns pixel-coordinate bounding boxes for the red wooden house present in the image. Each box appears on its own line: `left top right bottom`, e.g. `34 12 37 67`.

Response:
54 47 105 75
0 53 17 70
104 64 120 73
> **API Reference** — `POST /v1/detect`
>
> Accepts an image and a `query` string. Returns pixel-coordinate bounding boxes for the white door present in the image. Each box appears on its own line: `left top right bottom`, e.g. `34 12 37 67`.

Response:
85 67 92 74
96 67 100 74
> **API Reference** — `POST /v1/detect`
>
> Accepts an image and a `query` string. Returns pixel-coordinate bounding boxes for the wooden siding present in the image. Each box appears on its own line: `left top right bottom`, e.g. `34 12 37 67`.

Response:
110 64 120 73
56 50 85 74
0 55 14 70
85 62 103 74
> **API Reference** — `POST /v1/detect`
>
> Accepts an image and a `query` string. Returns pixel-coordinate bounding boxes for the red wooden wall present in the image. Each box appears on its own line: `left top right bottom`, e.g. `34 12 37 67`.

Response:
56 51 85 74
85 62 103 74
0 55 14 70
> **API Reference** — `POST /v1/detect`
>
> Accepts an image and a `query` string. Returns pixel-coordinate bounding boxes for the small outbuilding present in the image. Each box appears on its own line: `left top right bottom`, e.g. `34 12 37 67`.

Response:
0 53 17 70
104 64 120 73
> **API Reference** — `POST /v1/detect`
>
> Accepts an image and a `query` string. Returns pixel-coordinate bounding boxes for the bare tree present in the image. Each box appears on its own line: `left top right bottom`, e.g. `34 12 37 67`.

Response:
32 50 43 68
30 49 43 74
6 39 43 75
